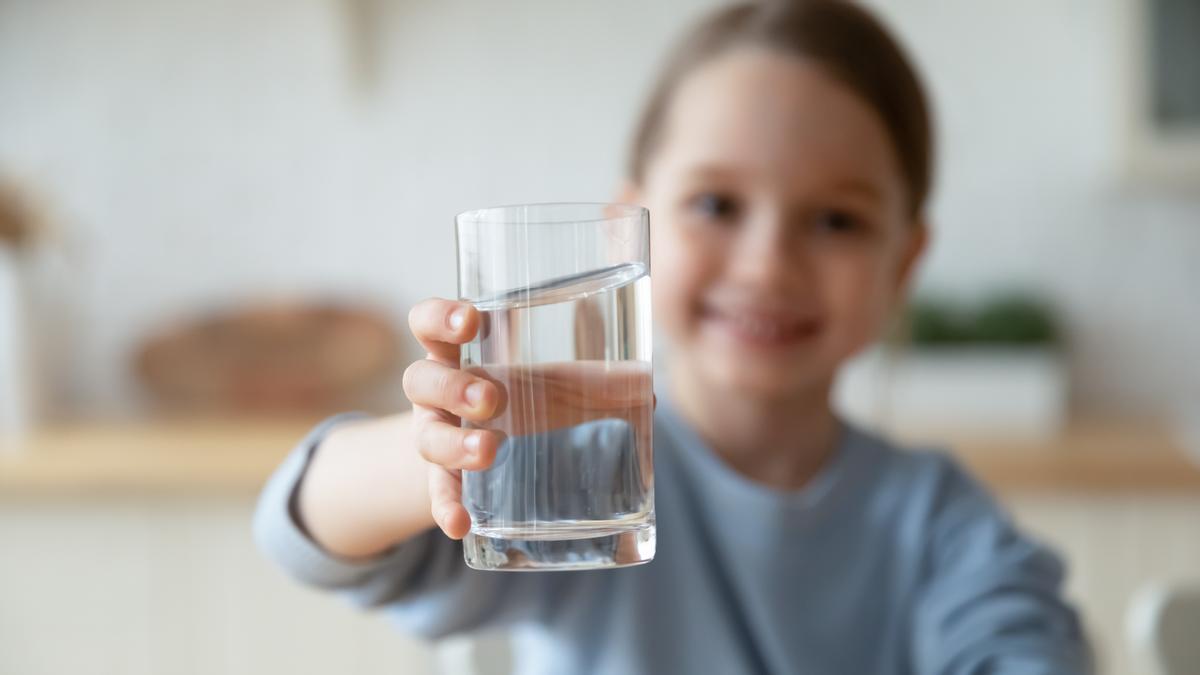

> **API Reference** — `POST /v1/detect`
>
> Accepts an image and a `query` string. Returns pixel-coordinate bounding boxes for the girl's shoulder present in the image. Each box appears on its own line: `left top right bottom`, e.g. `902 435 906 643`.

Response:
843 422 970 479
838 423 1007 528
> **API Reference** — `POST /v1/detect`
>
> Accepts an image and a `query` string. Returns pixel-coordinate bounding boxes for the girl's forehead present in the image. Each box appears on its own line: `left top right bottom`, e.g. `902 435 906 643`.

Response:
655 48 904 192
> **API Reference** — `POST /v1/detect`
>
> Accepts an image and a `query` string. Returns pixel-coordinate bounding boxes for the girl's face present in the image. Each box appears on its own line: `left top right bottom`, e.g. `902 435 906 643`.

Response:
629 48 927 400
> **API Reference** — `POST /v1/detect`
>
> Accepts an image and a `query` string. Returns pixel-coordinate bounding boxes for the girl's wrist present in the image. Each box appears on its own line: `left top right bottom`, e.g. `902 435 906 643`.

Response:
300 413 435 558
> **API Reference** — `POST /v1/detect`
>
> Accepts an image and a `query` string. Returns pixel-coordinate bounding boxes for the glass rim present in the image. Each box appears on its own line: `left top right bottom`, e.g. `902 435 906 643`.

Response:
455 201 648 227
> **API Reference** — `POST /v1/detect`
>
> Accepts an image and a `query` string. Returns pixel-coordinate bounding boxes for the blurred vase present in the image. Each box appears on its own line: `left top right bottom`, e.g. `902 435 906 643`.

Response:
0 246 33 441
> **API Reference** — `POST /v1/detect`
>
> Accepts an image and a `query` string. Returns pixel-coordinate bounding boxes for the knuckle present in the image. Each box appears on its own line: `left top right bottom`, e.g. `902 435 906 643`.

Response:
437 506 457 531
430 501 447 527
401 360 425 397
408 298 443 334
436 368 462 403
414 422 434 457
437 430 463 465
419 423 466 467
401 362 415 389
409 300 432 330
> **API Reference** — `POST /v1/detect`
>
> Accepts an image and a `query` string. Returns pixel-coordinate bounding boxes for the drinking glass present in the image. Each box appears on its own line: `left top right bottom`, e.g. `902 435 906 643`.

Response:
455 203 654 571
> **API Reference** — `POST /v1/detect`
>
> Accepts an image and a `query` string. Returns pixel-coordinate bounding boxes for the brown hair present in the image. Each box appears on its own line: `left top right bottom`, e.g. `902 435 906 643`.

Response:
628 0 934 216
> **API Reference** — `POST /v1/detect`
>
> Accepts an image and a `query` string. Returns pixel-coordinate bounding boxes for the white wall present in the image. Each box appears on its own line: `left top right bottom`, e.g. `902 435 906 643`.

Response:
872 0 1200 417
0 0 1196 417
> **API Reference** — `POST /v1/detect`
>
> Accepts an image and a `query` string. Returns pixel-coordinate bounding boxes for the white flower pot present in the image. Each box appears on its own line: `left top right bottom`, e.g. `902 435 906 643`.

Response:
835 345 1069 441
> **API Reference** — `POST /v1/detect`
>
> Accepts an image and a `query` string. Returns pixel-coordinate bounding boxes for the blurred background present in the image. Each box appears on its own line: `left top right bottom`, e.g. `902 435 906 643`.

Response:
2 0 1199 673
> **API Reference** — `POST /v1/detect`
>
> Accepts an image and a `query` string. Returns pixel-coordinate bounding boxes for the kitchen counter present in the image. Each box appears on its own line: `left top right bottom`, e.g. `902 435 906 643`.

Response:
2 417 1197 675
1 418 1197 495
897 421 1200 493
0 419 318 494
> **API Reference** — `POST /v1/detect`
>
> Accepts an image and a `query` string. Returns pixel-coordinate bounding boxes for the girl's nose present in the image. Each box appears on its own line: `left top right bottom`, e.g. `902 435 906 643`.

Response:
727 210 810 290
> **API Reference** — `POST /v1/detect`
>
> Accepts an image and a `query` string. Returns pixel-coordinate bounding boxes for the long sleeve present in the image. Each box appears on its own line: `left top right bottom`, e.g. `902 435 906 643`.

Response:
252 415 558 639
910 459 1092 674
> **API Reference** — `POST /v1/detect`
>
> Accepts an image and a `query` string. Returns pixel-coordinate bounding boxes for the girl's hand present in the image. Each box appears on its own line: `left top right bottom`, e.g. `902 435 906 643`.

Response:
403 298 505 540
403 298 654 541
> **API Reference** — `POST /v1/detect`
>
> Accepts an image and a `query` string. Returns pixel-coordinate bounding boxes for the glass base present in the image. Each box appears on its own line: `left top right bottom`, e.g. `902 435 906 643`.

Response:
463 520 656 571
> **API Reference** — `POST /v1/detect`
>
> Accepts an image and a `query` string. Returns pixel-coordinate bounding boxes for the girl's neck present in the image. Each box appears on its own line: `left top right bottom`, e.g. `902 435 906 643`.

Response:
667 365 840 491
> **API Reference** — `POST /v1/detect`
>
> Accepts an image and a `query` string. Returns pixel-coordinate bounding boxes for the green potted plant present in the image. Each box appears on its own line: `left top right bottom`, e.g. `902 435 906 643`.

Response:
835 292 1068 439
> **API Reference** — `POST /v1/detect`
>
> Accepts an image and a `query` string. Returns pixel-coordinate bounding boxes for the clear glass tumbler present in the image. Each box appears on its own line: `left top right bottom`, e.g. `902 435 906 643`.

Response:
456 203 655 571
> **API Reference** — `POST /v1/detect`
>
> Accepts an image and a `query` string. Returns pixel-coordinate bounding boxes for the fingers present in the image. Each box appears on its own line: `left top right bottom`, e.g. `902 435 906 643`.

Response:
429 466 471 539
415 417 504 471
408 298 479 365
403 359 501 420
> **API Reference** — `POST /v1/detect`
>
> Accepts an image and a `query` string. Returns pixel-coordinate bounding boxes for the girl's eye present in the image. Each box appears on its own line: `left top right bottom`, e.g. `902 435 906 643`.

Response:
813 210 862 234
689 192 740 222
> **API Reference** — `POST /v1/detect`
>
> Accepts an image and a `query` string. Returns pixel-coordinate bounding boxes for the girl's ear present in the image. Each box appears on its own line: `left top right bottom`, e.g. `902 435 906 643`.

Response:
894 219 929 296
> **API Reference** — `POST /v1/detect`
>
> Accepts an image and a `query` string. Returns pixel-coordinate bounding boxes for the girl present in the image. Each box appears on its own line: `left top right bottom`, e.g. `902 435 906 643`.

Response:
256 2 1090 673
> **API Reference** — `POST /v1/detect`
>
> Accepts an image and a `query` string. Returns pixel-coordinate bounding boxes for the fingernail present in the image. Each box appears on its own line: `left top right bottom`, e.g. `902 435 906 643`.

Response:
465 382 487 407
464 432 482 455
449 308 467 331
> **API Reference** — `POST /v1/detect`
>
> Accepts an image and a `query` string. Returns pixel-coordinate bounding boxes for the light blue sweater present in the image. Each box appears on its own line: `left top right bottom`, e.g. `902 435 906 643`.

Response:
254 402 1090 674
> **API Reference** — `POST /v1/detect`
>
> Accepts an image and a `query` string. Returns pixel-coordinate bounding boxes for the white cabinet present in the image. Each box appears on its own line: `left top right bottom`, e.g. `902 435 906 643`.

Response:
1009 495 1200 675
4 494 1199 675
0 496 439 675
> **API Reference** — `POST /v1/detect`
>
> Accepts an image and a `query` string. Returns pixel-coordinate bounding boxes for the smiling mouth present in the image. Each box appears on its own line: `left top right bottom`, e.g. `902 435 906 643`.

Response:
700 305 822 347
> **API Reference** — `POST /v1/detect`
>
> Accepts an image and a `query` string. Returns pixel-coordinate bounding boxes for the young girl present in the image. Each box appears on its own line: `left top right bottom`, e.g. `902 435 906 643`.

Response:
256 2 1090 672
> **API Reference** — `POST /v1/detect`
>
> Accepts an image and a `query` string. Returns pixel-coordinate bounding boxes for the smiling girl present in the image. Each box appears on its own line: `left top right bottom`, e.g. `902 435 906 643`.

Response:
256 2 1090 673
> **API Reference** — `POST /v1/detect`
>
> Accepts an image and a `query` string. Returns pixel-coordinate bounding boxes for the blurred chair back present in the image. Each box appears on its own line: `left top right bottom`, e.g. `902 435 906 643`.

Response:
1128 583 1200 675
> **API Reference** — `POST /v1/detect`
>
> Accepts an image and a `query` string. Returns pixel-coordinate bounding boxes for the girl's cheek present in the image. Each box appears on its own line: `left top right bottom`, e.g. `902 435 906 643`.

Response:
822 258 894 353
651 222 709 336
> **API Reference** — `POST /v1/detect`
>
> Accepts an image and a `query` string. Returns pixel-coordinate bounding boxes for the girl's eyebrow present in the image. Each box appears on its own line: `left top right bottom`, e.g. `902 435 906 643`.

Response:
825 178 884 204
683 164 745 182
682 163 887 205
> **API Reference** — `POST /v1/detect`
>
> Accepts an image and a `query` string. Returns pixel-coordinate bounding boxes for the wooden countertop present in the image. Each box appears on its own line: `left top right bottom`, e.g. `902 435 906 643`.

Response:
0 419 318 495
897 422 1200 494
1 418 1197 496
